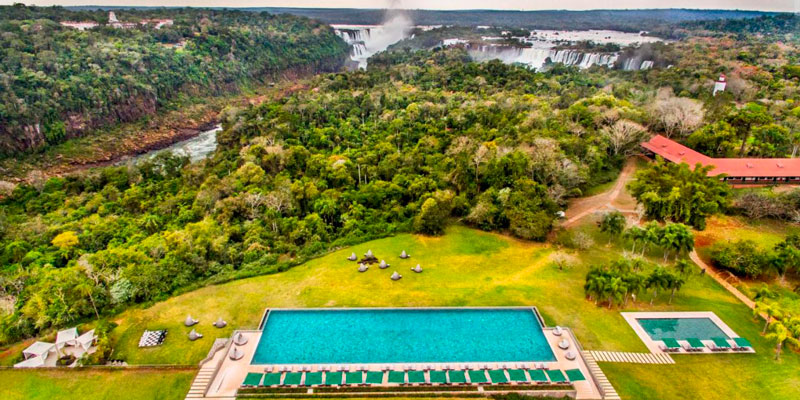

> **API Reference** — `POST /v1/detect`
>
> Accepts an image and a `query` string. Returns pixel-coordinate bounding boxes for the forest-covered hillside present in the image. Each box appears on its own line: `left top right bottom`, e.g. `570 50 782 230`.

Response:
0 5 350 154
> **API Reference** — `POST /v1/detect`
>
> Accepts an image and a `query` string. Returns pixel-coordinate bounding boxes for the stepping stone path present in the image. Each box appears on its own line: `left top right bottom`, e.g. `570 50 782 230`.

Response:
588 350 674 364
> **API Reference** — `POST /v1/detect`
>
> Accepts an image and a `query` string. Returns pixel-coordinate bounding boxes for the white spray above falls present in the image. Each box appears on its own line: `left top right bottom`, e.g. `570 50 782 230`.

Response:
333 9 413 69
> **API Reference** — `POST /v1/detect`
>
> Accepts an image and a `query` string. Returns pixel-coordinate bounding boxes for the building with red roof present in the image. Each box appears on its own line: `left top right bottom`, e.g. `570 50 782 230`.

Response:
641 135 800 184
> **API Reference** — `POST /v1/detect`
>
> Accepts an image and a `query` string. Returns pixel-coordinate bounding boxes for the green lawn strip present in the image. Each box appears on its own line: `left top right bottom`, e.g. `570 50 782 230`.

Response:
0 368 194 400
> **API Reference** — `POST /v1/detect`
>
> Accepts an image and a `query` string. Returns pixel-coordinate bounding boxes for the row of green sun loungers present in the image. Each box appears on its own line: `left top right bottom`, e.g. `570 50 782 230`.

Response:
660 337 752 353
242 368 587 388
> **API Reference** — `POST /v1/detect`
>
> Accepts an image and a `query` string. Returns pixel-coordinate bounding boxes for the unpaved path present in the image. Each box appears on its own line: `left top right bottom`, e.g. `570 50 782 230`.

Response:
562 158 638 227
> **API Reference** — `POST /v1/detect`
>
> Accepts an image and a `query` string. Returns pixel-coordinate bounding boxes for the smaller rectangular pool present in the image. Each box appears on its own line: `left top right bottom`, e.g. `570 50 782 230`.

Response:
637 317 729 341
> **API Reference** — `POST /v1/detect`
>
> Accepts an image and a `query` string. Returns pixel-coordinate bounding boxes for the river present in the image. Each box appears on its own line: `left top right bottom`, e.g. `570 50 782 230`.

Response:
120 125 221 165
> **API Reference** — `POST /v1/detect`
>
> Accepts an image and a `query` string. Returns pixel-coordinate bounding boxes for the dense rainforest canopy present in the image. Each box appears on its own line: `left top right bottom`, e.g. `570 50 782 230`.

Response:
1 11 800 347
0 5 350 153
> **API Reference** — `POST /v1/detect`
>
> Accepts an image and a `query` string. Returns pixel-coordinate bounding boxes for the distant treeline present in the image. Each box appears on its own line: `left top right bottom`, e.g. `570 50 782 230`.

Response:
248 8 773 33
681 13 800 35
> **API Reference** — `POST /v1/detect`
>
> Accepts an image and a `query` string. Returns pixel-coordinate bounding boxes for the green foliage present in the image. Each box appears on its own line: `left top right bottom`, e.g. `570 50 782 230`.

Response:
710 235 800 278
628 159 730 229
0 5 349 154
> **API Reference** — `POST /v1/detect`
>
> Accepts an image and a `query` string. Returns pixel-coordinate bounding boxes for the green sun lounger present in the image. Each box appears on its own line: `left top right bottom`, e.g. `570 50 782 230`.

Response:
686 338 705 350
407 370 425 384
488 369 508 384
468 370 489 384
429 370 448 384
528 369 548 383
345 371 363 385
365 371 384 385
712 337 731 349
662 338 681 349
303 372 323 386
565 369 585 382
283 372 302 386
546 370 567 383
388 371 406 384
507 369 529 383
262 373 282 387
448 370 467 384
242 372 263 387
324 371 343 386
734 337 752 348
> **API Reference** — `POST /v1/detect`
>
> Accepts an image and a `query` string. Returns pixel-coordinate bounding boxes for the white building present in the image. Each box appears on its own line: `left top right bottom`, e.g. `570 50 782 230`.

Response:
713 74 727 96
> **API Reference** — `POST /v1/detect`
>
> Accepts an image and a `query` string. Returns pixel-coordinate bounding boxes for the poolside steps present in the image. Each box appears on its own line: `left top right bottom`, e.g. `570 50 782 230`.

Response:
588 350 674 364
581 351 620 400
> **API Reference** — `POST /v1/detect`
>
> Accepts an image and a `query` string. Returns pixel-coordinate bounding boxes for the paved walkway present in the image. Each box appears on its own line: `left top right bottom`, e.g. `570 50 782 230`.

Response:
588 351 675 365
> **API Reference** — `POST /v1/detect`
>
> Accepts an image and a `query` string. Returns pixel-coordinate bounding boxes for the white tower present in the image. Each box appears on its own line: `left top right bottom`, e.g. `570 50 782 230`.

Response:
713 74 727 96
108 11 118 24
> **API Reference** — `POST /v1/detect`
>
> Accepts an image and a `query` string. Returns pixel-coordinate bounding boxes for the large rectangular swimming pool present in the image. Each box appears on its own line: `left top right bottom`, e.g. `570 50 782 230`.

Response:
251 308 556 365
637 317 730 341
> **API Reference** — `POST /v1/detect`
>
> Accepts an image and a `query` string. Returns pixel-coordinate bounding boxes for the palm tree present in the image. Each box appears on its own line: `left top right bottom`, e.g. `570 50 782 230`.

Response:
622 273 646 305
666 273 686 304
754 301 783 334
765 321 800 360
647 267 669 305
674 259 694 277
624 226 646 254
753 284 777 302
606 276 627 309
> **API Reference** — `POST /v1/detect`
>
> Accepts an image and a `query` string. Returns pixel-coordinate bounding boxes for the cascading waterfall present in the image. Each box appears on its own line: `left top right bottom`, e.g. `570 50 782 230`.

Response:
468 46 623 70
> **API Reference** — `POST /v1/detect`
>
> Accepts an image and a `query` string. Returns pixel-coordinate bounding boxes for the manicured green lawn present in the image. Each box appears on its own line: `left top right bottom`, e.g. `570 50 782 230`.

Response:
0 368 195 400
8 224 800 400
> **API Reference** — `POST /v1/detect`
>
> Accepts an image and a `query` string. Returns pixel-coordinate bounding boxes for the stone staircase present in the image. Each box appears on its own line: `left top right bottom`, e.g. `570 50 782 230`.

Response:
589 350 674 364
581 351 621 400
185 362 217 399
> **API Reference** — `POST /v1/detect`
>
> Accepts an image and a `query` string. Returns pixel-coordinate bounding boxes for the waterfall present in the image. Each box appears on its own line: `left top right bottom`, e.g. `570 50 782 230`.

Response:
333 21 410 69
469 46 623 70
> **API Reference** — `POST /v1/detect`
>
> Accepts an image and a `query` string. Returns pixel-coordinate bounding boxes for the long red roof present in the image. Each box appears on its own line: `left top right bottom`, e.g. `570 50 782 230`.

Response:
641 135 800 178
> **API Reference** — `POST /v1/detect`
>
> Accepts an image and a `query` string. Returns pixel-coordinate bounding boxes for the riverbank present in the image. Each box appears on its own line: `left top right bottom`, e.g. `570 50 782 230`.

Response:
0 81 308 184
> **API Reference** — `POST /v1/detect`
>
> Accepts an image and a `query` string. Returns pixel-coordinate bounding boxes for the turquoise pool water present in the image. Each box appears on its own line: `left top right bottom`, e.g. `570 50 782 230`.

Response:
638 318 729 340
251 308 556 364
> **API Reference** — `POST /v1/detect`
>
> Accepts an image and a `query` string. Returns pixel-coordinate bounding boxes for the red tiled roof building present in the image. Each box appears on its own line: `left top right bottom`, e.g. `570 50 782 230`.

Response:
641 135 800 184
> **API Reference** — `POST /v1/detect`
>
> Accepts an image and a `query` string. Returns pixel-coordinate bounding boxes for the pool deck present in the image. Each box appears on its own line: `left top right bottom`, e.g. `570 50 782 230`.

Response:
621 311 755 354
196 307 609 399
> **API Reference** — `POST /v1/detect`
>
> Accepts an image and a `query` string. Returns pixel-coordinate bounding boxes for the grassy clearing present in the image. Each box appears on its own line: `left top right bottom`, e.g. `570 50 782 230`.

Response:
0 368 195 400
7 224 800 399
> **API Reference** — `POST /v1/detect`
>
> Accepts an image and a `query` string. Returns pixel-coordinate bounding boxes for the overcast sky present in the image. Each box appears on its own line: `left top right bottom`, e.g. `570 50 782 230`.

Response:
2 0 798 12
